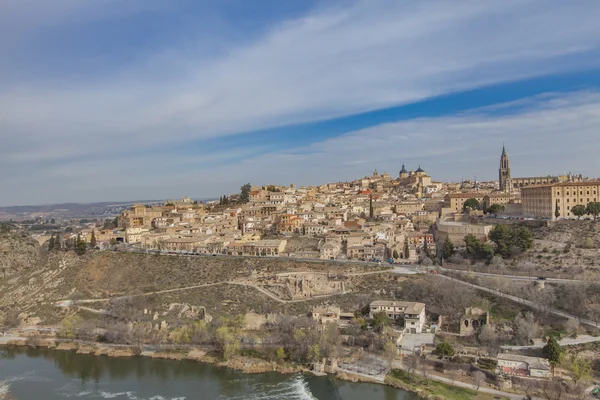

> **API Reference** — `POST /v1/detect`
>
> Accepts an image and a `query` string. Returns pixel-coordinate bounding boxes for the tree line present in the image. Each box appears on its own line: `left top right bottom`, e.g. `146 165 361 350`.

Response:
569 201 600 219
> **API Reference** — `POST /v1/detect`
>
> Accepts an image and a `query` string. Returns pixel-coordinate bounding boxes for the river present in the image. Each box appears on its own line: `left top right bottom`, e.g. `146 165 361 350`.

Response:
0 347 418 400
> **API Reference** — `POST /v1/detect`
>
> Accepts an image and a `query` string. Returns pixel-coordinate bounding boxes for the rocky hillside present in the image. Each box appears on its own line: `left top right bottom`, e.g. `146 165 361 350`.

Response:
531 220 600 247
0 231 40 279
0 243 390 325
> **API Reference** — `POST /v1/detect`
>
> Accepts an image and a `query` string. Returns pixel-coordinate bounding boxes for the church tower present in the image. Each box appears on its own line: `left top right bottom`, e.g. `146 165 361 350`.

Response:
499 145 512 192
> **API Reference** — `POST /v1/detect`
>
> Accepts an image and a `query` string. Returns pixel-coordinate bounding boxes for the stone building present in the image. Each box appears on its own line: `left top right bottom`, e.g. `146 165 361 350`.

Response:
496 354 551 378
521 181 600 220
311 306 341 325
369 300 426 333
435 219 493 244
443 193 486 213
498 145 583 192
459 307 489 336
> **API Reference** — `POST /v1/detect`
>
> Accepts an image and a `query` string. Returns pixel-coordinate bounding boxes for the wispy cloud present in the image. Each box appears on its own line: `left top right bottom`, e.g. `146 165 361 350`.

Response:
1 0 600 204
3 91 599 205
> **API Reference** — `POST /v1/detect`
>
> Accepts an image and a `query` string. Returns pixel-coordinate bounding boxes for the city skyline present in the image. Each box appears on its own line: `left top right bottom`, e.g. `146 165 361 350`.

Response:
2 1 600 206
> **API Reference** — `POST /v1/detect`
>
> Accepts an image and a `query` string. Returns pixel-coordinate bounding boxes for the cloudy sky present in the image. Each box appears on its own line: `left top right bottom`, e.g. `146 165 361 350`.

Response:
2 0 600 206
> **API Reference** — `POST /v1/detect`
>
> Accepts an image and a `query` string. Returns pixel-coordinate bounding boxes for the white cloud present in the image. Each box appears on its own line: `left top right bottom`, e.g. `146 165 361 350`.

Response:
2 0 600 204
3 91 599 205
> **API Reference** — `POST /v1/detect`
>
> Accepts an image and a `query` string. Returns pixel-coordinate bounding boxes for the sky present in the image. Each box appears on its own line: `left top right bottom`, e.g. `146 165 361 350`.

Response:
2 0 600 206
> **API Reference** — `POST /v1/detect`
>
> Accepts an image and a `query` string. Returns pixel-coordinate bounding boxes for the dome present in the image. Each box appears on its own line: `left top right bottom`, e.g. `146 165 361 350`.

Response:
400 164 408 174
416 165 425 173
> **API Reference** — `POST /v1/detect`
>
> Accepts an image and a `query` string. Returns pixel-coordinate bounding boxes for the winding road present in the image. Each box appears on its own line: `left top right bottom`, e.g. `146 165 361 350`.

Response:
437 274 599 328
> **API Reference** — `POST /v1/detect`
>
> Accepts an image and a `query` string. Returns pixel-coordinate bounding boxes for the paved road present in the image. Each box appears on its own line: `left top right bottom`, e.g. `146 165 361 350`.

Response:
437 275 600 329
392 359 534 400
438 267 587 284
502 335 600 350
438 266 584 284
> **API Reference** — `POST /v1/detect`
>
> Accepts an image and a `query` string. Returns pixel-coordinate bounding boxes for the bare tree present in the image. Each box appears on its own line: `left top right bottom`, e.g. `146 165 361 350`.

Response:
419 358 429 380
564 319 580 338
446 367 458 387
406 354 419 376
514 312 539 345
539 379 567 400
472 370 486 393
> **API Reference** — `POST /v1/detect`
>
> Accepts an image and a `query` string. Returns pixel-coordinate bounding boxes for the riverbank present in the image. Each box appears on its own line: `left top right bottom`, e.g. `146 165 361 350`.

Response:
0 336 305 375
0 336 514 400
1 336 425 397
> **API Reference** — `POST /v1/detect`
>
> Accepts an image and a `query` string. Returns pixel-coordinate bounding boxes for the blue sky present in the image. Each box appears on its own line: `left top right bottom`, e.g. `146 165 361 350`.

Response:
2 0 600 205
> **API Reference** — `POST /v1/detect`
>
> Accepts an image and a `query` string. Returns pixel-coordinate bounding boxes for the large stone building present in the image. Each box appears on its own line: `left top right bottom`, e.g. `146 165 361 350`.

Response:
498 146 583 191
521 182 600 220
444 193 486 213
369 300 426 333
436 219 493 243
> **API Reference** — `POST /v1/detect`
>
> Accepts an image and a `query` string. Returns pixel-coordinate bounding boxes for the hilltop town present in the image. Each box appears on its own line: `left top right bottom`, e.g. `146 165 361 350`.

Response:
26 146 597 265
1 146 600 400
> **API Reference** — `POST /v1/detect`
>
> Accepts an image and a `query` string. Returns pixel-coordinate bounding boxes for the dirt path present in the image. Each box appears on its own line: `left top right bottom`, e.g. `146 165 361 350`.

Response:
58 278 349 306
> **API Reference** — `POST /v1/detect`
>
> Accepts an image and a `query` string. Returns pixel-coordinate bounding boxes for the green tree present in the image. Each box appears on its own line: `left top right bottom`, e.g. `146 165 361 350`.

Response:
513 226 533 252
488 225 533 258
486 204 505 215
54 233 62 250
90 230 97 248
555 199 560 219
216 325 240 360
307 343 320 363
464 234 482 256
276 347 286 364
480 243 495 262
392 250 399 259
240 183 252 204
488 224 512 257
587 202 600 219
383 340 397 366
584 237 594 249
371 311 392 332
59 315 82 338
403 239 410 259
422 239 430 258
369 194 374 219
543 337 562 375
463 198 480 212
434 342 456 359
442 237 455 260
75 234 87 255
571 204 587 219
568 356 592 385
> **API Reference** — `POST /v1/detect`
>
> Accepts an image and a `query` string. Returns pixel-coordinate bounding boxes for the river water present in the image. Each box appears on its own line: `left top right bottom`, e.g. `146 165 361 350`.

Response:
0 347 417 400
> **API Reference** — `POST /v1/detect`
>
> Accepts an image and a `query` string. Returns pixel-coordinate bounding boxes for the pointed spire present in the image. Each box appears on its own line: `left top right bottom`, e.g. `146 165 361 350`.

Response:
502 143 507 156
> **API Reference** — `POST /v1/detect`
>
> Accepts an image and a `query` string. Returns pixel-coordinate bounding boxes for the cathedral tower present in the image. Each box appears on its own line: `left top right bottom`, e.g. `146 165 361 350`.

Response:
499 145 512 192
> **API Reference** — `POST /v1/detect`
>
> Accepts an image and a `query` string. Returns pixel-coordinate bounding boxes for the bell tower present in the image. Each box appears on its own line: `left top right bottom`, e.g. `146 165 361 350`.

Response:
499 145 512 192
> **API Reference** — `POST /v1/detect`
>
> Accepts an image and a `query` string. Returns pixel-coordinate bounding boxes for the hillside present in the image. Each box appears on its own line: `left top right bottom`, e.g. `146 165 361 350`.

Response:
0 231 40 279
0 245 394 324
